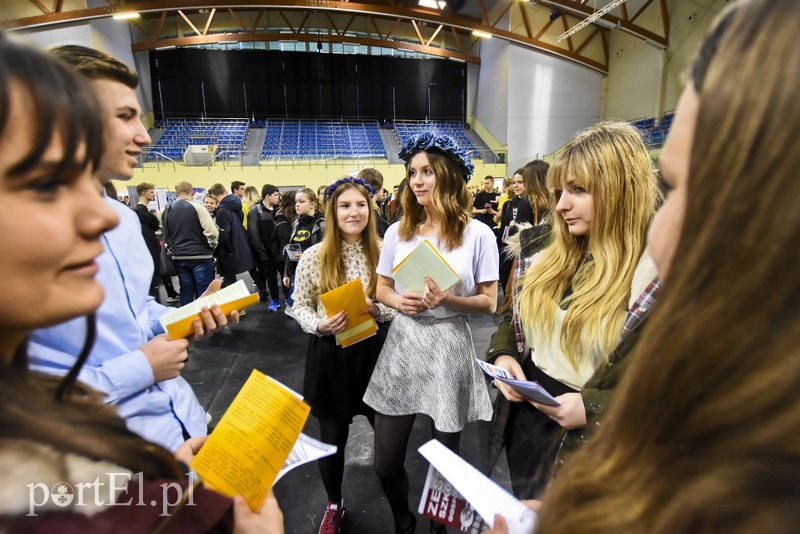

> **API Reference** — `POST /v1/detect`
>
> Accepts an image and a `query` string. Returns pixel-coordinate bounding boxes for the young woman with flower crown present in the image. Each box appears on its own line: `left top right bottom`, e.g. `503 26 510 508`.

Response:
363 133 500 534
288 177 394 534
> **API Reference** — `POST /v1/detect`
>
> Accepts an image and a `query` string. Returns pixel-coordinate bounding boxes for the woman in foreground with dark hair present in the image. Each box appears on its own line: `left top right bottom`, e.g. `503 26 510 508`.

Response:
0 34 281 532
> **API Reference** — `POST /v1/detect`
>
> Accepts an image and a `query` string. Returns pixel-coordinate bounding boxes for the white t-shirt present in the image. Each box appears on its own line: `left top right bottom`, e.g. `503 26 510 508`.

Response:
377 219 499 319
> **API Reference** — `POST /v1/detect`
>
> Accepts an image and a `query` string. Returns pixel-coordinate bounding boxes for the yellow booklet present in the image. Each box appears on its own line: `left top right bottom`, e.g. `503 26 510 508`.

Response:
158 279 259 339
319 278 378 348
191 370 311 512
391 240 460 294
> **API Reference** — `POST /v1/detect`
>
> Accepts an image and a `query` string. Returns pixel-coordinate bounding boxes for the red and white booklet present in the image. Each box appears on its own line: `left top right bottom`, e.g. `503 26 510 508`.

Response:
418 463 490 533
418 440 537 534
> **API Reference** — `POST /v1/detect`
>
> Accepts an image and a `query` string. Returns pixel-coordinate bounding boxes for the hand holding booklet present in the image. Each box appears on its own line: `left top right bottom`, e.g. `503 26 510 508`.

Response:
319 278 377 347
477 359 560 406
191 370 335 512
391 239 460 295
418 440 537 534
158 279 259 339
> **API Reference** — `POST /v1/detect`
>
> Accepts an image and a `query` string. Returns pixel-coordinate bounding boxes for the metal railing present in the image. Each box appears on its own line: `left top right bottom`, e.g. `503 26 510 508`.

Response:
137 148 508 169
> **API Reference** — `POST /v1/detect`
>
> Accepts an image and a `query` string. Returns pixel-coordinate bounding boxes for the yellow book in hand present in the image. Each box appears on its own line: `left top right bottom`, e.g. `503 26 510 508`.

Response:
191 369 311 512
391 240 460 295
158 279 259 339
319 278 378 348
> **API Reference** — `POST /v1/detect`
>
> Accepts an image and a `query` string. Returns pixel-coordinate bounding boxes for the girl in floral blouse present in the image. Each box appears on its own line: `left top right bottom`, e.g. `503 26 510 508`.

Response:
289 177 394 534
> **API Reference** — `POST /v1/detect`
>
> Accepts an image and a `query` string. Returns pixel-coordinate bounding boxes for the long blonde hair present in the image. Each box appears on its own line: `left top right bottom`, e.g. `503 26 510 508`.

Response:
318 180 380 298
537 2 800 531
398 150 471 250
518 121 658 369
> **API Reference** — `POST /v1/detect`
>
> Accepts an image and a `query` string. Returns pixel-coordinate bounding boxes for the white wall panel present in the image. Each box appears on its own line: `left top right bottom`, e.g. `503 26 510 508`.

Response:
507 46 602 171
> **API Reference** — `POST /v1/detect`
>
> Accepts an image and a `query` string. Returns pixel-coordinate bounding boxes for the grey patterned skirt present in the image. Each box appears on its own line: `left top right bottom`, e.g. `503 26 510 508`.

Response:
363 313 493 433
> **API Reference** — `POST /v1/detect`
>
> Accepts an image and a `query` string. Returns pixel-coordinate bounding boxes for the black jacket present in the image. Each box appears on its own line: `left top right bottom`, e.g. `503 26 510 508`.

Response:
285 212 325 278
374 207 390 238
215 194 255 274
246 202 278 262
133 203 160 264
274 213 293 263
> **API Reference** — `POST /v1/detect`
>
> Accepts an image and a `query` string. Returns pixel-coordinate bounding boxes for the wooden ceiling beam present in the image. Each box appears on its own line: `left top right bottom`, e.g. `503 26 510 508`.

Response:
177 10 202 36
5 1 608 72
227 8 248 32
519 2 532 39
277 10 296 33
130 19 151 38
410 19 424 45
156 10 168 37
490 0 514 30
561 12 573 52
574 26 597 54
425 24 442 46
369 16 384 40
341 14 356 35
619 1 628 21
476 0 489 24
630 0 656 22
251 9 264 33
324 12 340 36
29 0 50 15
385 17 401 40
202 8 216 35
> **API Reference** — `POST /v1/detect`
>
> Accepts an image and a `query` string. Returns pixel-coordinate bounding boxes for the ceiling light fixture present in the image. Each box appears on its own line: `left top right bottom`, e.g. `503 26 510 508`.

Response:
112 12 140 20
418 0 446 9
472 30 492 39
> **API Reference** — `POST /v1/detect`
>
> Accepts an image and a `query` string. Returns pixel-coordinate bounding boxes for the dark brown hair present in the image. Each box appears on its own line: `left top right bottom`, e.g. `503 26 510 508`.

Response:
0 35 180 479
521 159 550 224
0 34 104 182
50 44 139 88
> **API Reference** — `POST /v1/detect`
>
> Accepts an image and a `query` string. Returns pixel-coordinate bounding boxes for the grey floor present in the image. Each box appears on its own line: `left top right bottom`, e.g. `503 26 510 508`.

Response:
180 276 513 533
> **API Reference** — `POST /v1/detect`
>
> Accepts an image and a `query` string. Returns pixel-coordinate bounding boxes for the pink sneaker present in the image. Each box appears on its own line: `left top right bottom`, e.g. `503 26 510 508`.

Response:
319 501 346 534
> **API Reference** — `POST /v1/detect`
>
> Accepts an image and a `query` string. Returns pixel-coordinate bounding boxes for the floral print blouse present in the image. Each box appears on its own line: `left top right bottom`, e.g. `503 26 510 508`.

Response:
290 239 395 336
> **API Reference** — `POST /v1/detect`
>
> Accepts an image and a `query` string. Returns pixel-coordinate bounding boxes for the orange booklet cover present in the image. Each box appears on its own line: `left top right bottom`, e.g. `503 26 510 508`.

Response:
319 278 378 347
158 279 259 339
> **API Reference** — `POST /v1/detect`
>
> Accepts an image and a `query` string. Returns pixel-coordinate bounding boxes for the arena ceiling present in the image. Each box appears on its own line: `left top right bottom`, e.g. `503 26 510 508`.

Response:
1 0 672 73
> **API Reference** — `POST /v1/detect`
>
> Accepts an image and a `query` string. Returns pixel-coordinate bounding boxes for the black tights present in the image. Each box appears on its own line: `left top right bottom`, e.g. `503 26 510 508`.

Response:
318 414 374 503
374 413 460 531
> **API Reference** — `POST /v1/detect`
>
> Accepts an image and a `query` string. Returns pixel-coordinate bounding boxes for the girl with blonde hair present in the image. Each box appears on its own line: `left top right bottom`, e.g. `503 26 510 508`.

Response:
363 132 499 533
289 177 393 534
528 1 800 531
240 184 261 228
488 121 659 498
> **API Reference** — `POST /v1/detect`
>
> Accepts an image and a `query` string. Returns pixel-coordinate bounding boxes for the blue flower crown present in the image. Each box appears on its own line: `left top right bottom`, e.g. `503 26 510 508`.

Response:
397 131 474 182
324 176 374 201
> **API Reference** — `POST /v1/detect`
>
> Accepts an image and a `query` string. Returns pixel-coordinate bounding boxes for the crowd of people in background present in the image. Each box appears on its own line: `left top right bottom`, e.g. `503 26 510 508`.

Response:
2 0 800 531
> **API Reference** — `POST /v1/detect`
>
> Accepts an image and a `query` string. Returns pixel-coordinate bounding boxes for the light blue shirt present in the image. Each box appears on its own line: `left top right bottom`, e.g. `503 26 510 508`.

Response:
28 197 207 451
